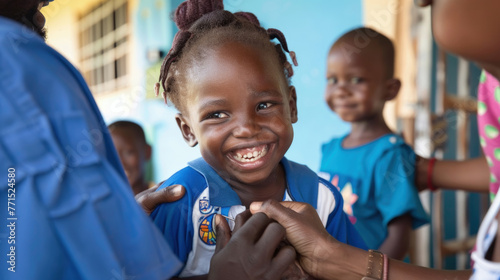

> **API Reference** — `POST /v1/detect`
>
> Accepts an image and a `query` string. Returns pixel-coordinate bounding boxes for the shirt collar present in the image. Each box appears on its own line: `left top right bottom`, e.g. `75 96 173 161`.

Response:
188 157 318 208
188 158 241 207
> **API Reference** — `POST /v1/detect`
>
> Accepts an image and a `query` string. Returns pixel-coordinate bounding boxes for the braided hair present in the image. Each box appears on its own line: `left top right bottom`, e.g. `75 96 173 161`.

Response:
155 0 298 113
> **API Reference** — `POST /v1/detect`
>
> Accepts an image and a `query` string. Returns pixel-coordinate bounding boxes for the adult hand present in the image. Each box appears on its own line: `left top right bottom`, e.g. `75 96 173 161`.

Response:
250 200 339 279
225 210 314 280
134 182 186 215
208 211 297 280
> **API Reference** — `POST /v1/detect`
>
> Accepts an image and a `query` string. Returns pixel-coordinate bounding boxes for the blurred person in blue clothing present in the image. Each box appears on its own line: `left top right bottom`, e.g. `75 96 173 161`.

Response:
0 1 182 279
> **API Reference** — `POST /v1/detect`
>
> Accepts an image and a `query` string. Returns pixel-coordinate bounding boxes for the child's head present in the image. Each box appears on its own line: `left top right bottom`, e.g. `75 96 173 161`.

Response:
324 27 401 123
156 0 298 187
108 121 152 193
417 0 500 77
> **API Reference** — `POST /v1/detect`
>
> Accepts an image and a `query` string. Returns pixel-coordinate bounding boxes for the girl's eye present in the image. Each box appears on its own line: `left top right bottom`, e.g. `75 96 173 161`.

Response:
327 77 337 85
206 112 228 119
257 102 274 110
350 77 364 84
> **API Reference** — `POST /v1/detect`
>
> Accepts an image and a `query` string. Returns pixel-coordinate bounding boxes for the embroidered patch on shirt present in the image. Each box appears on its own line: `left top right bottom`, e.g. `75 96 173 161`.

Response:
199 197 213 214
199 213 217 245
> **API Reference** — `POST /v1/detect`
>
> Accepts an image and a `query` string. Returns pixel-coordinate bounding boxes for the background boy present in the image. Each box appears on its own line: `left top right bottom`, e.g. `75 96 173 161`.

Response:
319 27 429 260
108 120 153 195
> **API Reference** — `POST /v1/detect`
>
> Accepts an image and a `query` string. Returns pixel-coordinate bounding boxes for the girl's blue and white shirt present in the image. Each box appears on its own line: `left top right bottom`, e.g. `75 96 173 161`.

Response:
151 157 367 277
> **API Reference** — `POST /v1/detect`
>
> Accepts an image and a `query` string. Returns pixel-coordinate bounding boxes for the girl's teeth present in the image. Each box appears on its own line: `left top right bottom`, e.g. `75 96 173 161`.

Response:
233 146 268 162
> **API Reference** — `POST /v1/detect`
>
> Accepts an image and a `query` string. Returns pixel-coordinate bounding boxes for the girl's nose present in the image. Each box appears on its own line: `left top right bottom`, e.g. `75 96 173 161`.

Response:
231 114 261 138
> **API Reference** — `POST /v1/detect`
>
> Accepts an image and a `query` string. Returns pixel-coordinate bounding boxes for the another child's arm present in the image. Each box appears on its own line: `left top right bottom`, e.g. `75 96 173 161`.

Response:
375 146 429 260
415 156 490 192
377 213 412 260
252 200 472 280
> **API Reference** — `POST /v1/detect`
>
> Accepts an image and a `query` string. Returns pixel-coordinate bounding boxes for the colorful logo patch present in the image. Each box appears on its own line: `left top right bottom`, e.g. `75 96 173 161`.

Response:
199 197 213 214
199 214 216 245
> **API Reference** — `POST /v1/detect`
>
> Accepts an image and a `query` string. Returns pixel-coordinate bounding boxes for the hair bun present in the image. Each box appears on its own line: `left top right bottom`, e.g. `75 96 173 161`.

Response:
234 12 260 26
174 0 224 31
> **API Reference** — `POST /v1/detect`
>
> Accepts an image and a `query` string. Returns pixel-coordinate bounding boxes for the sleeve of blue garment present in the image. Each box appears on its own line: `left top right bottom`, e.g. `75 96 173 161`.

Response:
374 145 429 230
150 168 200 270
320 178 368 250
0 17 181 280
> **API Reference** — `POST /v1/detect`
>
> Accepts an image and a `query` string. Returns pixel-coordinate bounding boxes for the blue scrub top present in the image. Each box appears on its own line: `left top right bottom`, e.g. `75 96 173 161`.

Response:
0 17 181 280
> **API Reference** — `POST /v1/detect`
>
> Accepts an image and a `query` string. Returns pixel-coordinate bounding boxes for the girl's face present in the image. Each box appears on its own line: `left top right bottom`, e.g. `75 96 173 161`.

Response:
176 41 297 189
422 0 500 69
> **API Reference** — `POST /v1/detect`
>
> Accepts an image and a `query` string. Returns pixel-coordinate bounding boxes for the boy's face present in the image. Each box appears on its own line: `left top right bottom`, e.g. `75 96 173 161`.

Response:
177 41 297 187
325 46 394 123
110 130 149 188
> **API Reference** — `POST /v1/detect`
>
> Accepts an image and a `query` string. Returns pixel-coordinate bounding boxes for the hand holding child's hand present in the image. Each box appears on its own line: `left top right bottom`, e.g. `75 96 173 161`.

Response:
251 200 339 279
209 211 297 280
218 209 316 280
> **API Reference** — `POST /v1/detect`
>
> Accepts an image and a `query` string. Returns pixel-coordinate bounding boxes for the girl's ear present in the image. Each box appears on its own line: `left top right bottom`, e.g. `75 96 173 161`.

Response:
288 86 298 123
175 113 198 147
385 78 401 101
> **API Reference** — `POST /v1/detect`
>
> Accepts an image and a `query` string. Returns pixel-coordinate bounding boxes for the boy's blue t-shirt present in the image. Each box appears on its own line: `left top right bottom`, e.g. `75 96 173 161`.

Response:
151 157 367 277
319 134 429 250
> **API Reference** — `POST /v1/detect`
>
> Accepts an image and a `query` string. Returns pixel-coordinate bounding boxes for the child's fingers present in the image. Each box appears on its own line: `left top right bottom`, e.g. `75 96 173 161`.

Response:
213 214 231 254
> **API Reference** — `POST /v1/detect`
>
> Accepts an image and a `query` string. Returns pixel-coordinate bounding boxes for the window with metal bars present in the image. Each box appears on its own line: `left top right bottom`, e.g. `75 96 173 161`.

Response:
79 0 129 94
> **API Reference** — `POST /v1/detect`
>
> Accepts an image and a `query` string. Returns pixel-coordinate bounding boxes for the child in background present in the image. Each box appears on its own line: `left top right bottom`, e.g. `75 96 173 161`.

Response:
108 120 153 195
319 27 428 260
150 0 367 278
